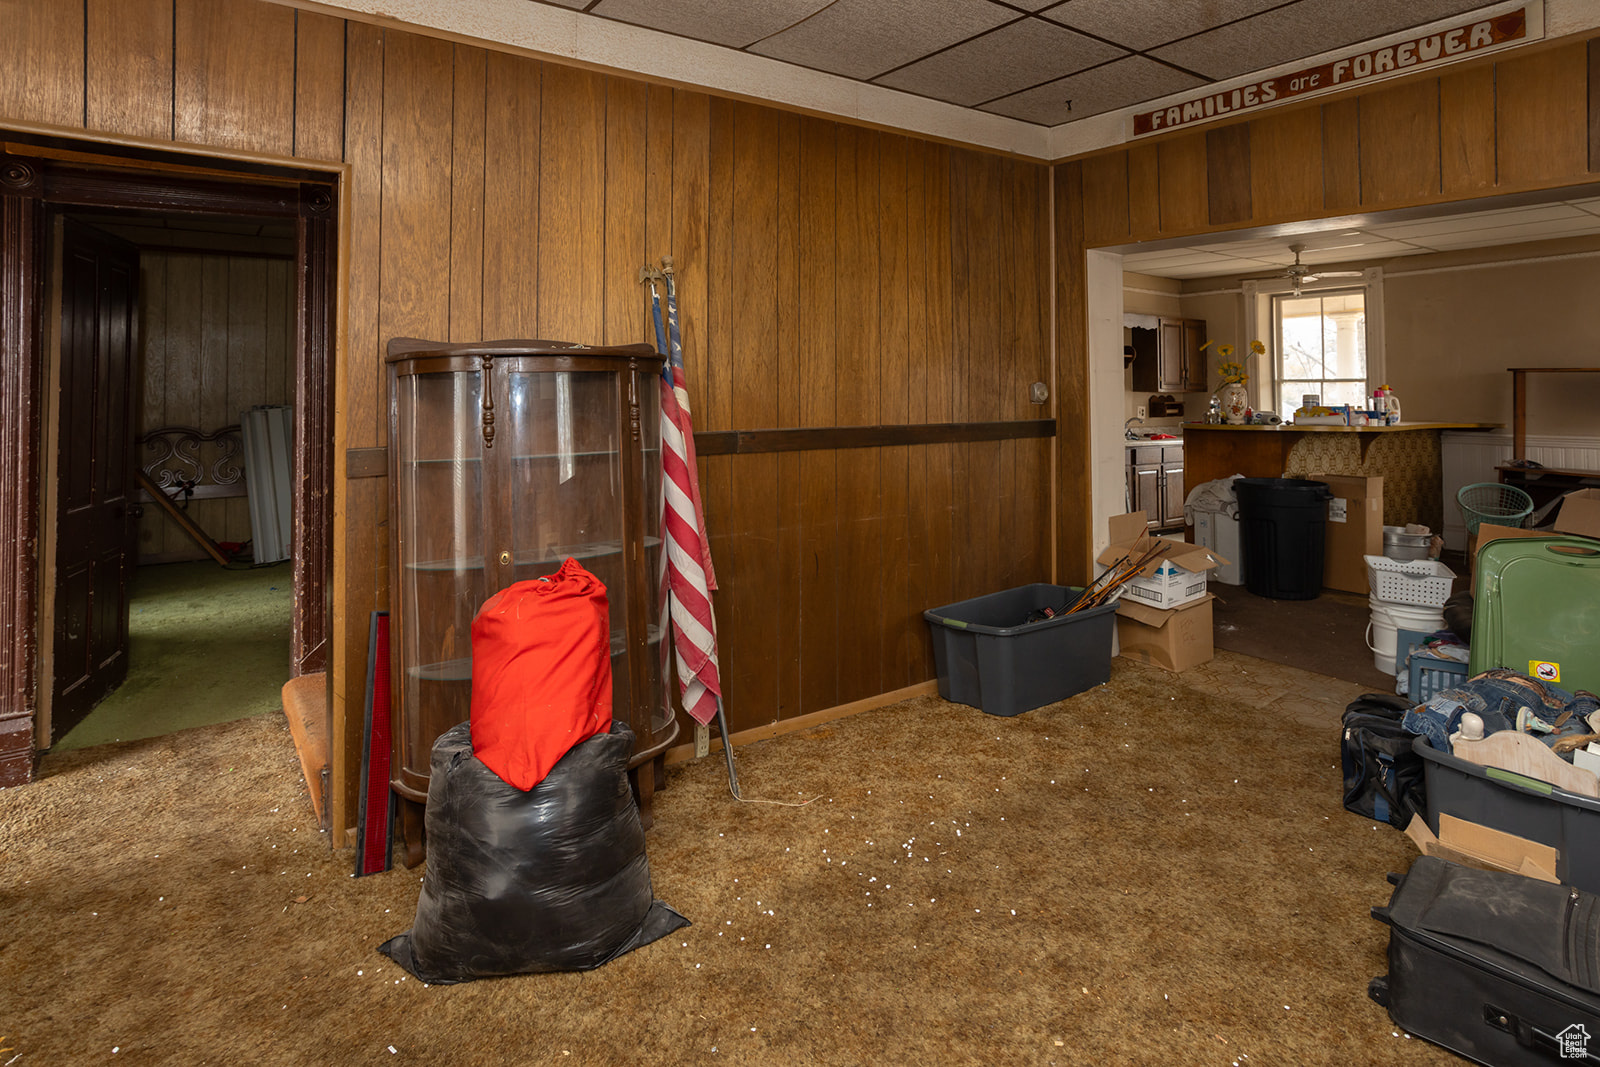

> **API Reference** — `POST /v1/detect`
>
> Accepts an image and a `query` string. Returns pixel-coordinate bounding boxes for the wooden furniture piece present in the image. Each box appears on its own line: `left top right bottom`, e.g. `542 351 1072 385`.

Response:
1508 367 1600 463
134 424 244 565
1499 368 1600 511
385 338 679 865
1131 318 1208 394
1126 442 1185 531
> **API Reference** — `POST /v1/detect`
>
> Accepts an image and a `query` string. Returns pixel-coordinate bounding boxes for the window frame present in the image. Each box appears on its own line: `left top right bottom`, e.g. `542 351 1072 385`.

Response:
1241 267 1385 416
1272 285 1370 415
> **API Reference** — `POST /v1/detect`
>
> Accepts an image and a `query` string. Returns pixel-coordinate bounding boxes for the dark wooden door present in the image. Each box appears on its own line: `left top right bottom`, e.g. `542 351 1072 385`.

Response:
50 219 139 742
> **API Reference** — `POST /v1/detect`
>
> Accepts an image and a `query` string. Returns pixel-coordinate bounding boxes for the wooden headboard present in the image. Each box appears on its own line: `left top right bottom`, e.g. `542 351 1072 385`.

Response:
136 425 246 503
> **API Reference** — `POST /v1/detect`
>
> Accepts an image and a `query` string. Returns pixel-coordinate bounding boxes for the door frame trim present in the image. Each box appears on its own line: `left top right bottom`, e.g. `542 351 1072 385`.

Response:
0 130 342 785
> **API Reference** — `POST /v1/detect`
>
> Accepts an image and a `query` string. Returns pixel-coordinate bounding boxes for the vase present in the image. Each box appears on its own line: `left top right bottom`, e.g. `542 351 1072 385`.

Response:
1217 381 1250 425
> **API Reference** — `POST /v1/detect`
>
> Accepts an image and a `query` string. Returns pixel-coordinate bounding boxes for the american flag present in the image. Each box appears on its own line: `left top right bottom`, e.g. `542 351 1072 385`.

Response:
651 269 721 726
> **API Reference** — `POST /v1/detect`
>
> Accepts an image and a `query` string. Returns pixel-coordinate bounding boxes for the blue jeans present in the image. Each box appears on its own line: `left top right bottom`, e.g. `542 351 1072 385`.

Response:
1402 669 1599 754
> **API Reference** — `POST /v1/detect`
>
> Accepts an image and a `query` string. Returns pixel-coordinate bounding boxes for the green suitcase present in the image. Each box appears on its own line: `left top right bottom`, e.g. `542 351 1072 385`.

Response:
1469 535 1600 692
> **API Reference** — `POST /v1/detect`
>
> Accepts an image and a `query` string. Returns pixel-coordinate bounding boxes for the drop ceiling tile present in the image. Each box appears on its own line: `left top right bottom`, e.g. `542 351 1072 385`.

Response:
1375 205 1588 240
1190 238 1297 257
980 54 1200 125
1122 250 1243 272
1303 239 1418 259
750 0 1014 80
1203 256 1293 273
1414 217 1600 249
873 17 1127 107
589 0 831 49
1043 0 1286 52
1160 262 1252 279
541 0 588 7
1149 0 1491 81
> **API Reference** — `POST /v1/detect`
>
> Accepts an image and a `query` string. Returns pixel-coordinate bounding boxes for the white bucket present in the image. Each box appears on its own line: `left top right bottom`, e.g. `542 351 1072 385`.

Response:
1366 596 1445 675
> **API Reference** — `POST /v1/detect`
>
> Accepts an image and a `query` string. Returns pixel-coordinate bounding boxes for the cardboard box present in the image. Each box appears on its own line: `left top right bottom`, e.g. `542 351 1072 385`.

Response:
1556 488 1600 539
1115 594 1214 671
1097 512 1228 610
1312 473 1382 594
1124 559 1209 608
1404 813 1558 883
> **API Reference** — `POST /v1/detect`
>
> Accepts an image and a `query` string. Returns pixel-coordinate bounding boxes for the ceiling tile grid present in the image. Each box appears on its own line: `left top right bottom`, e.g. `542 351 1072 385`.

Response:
981 54 1204 125
1148 0 1494 81
558 0 1506 130
749 0 1015 80
872 16 1127 107
587 0 832 49
1119 199 1600 279
1042 0 1289 54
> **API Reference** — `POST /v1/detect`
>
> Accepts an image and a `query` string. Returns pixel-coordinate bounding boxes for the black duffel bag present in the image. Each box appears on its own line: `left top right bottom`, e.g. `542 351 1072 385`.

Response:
379 720 688 984
1340 692 1427 829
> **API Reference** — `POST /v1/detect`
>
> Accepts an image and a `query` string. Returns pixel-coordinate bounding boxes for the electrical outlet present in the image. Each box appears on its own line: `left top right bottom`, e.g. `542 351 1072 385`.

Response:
1136 405 1146 420
695 723 710 758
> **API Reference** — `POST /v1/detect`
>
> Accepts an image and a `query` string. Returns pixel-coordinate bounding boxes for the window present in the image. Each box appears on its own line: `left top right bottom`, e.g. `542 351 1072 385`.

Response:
1272 288 1369 416
1243 269 1383 420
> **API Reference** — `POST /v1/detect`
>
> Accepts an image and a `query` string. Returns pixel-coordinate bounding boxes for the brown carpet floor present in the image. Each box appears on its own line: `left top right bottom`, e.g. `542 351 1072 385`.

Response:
0 651 1461 1066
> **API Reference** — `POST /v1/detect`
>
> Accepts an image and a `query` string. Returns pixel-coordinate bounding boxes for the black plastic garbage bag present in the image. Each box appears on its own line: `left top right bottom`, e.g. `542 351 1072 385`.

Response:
379 720 688 984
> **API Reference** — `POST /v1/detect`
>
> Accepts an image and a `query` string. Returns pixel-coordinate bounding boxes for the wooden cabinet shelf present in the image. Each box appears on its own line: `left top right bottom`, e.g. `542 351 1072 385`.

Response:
403 537 662 573
386 337 678 864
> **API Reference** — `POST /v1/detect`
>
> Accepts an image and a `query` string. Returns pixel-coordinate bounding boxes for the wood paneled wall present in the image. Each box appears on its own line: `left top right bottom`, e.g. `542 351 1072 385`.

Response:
1 0 1054 838
1053 38 1600 585
1071 42 1599 249
136 252 295 562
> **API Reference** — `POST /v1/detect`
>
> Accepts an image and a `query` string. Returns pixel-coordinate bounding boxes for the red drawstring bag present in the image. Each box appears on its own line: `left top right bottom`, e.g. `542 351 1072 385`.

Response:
469 558 613 791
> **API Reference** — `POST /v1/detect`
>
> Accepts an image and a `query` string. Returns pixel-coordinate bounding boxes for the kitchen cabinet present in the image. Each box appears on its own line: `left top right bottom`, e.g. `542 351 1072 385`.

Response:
1131 317 1208 394
385 338 679 864
1126 443 1185 531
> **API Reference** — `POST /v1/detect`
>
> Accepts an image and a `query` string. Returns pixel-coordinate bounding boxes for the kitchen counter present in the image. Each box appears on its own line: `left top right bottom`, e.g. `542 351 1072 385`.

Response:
1183 421 1500 533
1183 421 1496 434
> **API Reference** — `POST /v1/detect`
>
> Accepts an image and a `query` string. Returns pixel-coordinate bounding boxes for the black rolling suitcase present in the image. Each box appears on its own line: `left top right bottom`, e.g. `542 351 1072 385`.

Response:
1370 856 1600 1065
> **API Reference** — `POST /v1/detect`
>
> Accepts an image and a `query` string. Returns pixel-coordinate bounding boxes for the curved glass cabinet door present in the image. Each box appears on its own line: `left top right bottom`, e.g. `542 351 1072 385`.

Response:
386 339 676 864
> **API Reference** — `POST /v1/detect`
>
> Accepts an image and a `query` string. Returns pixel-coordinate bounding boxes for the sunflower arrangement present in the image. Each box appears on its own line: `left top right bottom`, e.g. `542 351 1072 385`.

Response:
1203 339 1265 384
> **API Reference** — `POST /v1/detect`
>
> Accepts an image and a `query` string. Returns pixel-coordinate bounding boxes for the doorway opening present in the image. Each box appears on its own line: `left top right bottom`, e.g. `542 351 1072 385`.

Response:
0 134 337 805
48 207 301 752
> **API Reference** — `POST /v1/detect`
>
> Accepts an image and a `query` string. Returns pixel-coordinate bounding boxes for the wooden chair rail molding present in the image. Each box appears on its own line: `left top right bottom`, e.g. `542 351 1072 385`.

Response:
695 419 1055 455
346 419 1057 474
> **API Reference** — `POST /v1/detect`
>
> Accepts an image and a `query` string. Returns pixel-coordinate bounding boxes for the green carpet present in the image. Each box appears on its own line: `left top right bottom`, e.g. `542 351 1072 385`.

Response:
51 560 292 752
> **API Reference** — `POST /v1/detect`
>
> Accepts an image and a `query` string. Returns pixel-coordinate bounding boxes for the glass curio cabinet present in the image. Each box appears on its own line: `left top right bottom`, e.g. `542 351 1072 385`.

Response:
385 338 677 864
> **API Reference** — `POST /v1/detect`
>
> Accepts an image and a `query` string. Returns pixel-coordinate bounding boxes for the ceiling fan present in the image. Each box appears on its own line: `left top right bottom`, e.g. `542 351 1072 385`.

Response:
1283 243 1362 293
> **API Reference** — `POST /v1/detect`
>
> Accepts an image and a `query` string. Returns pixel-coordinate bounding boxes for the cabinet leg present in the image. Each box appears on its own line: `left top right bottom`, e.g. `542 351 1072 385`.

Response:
633 761 656 831
398 796 426 868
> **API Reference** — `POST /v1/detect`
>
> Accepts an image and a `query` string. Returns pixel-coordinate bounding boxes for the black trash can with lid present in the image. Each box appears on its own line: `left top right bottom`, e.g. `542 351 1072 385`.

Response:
1234 477 1333 600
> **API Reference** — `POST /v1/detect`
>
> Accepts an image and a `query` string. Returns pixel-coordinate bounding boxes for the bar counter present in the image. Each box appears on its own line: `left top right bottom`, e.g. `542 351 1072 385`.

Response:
1182 421 1499 533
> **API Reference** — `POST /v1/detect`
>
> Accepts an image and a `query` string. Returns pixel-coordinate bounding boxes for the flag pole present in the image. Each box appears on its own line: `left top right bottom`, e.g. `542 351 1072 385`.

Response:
713 696 740 799
644 261 741 800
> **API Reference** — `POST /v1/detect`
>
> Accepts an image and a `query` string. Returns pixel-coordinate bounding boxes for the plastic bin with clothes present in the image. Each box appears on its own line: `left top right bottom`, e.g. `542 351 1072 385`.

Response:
1184 475 1244 585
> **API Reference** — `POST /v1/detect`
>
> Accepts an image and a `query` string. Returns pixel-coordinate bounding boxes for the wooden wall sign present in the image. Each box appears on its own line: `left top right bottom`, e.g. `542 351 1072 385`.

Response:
1130 3 1538 138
